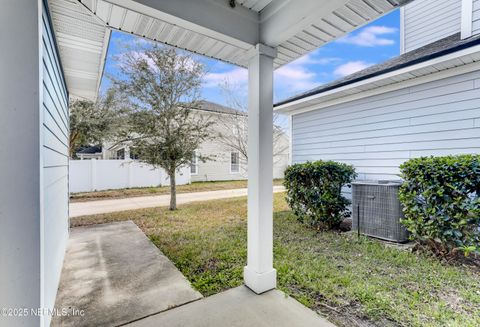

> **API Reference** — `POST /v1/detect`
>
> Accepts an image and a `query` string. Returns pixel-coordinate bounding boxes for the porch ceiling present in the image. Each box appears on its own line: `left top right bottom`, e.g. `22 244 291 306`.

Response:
49 0 412 100
49 0 110 101
237 0 274 12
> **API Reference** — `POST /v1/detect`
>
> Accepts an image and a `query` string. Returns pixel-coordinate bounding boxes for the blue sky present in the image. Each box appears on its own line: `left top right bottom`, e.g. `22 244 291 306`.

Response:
101 9 400 107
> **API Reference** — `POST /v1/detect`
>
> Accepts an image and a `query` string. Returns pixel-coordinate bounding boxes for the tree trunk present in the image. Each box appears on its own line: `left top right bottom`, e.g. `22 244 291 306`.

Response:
169 170 177 210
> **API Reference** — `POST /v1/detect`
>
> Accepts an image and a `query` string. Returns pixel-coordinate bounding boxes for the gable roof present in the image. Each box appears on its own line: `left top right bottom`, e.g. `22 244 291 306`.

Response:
193 100 247 116
275 33 480 108
76 145 102 154
192 100 287 137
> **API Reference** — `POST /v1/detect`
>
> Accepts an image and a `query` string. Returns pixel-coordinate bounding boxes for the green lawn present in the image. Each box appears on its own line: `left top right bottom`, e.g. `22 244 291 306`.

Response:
70 179 284 202
71 193 480 327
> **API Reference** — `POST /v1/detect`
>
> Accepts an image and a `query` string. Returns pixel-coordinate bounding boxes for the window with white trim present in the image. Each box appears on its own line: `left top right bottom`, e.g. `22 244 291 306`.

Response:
230 151 240 173
191 151 198 175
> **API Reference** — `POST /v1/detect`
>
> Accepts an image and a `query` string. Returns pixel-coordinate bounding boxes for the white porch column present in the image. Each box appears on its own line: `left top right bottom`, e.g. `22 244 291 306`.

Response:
244 44 277 294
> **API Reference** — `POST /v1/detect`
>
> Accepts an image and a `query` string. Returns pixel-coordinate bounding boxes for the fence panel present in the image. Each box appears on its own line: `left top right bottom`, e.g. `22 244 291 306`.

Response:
69 160 190 193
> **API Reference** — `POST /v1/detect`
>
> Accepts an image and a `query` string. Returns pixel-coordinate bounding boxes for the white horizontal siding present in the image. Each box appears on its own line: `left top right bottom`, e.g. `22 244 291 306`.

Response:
192 139 248 182
191 111 288 182
474 0 480 35
291 69 480 181
403 0 461 53
42 4 69 323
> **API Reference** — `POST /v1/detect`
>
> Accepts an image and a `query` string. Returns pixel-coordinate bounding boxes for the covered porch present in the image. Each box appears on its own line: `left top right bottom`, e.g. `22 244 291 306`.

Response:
52 220 335 327
1 1 410 326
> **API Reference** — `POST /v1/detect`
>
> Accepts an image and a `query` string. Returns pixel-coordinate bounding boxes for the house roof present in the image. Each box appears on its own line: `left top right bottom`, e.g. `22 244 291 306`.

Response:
193 101 247 116
76 145 102 154
275 33 480 108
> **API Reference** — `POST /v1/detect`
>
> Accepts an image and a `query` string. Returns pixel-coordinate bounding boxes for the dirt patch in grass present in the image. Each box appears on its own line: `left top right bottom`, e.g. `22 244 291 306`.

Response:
70 179 284 202
71 193 480 327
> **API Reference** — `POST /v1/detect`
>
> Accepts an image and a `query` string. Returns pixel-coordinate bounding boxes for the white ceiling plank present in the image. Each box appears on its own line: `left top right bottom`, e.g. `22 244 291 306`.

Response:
101 0 259 49
121 10 138 31
251 0 273 12
50 0 109 101
95 0 111 22
323 13 356 32
295 31 326 47
334 6 365 26
108 5 125 29
260 0 350 46
346 0 380 21
287 37 316 52
278 44 303 57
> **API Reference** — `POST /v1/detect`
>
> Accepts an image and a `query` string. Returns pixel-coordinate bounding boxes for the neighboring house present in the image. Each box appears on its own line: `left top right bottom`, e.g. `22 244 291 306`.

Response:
81 101 290 180
75 142 135 160
189 101 289 181
276 0 480 188
99 141 137 160
75 145 103 160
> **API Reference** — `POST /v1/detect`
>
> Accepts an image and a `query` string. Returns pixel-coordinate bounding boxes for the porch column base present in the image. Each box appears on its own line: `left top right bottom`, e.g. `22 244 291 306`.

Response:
244 266 277 294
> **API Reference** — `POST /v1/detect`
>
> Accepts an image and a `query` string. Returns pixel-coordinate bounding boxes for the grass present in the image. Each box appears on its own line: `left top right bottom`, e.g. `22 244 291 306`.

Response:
70 179 284 202
71 193 480 327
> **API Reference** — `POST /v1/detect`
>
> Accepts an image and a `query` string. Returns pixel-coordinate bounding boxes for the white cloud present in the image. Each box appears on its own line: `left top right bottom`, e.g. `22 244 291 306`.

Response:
291 53 341 66
333 61 372 77
204 67 248 88
338 25 397 47
274 65 318 92
204 52 329 95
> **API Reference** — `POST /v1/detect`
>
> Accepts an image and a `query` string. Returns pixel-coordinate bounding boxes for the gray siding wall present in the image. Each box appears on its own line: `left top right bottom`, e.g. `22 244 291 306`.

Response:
42 3 69 324
192 140 248 182
191 111 289 182
403 0 461 53
291 69 480 186
192 142 288 182
474 0 480 35
192 111 247 182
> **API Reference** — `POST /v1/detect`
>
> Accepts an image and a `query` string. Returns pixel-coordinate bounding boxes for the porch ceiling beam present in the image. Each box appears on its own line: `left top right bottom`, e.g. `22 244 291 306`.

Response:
106 0 260 49
260 0 350 47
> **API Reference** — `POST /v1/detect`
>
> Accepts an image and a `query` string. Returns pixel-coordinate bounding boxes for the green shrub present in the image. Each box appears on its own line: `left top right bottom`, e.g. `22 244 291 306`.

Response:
283 160 357 229
399 155 480 256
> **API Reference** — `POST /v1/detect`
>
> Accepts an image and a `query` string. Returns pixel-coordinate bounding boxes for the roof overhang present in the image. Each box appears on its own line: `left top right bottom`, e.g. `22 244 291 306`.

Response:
274 43 480 115
48 0 412 101
49 0 111 101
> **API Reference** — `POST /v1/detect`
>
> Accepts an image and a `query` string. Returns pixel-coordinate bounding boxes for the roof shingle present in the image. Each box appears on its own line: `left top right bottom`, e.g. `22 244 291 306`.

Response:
275 33 480 107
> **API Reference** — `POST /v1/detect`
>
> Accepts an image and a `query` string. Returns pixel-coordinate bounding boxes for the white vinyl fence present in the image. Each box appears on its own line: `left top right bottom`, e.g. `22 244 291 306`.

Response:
69 160 190 193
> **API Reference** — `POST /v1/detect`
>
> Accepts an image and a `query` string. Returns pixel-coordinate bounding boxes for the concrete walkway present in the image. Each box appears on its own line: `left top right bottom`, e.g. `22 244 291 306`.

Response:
52 221 202 327
127 285 335 327
70 185 285 217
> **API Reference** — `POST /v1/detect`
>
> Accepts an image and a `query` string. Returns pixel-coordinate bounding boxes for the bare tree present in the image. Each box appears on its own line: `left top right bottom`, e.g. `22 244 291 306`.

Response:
112 45 212 210
215 80 289 165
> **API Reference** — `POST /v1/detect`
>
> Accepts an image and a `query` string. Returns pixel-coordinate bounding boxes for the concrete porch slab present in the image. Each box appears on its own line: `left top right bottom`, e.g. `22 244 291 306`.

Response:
52 221 202 327
126 286 336 327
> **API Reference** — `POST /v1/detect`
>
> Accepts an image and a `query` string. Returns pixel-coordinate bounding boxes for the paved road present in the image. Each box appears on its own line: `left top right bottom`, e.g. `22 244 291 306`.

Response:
70 186 286 217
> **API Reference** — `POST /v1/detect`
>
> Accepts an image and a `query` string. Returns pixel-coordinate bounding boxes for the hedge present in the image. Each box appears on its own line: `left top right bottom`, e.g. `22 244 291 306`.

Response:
399 154 480 256
284 160 357 229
